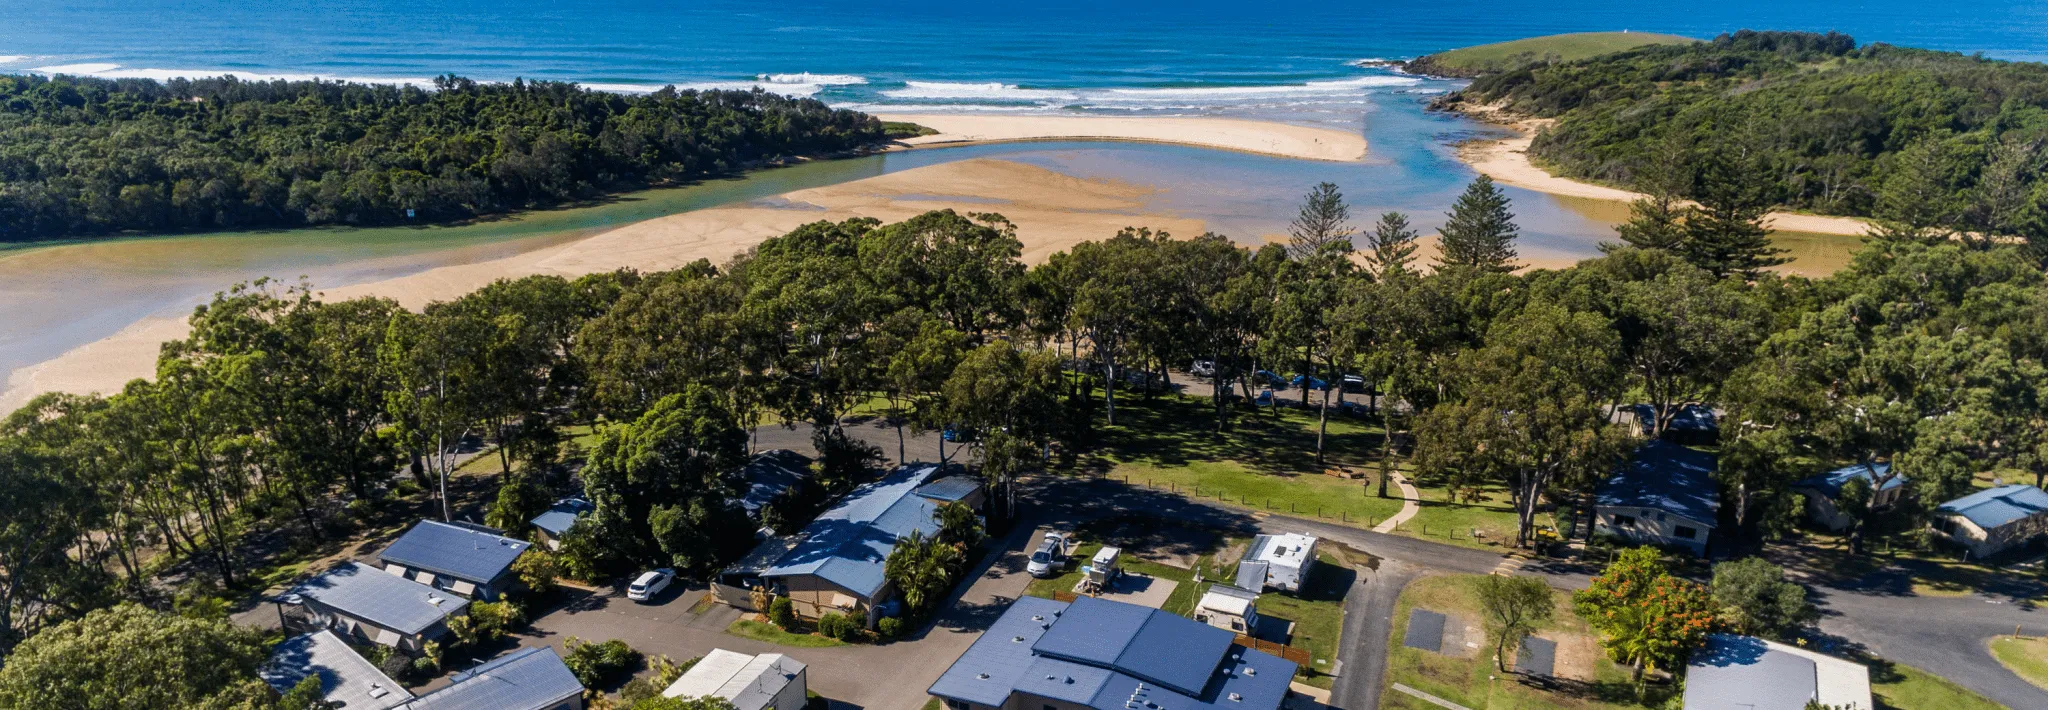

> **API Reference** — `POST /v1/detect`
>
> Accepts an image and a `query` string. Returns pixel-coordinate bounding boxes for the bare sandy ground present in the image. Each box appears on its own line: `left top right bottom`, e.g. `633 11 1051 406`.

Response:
0 159 1205 409
880 113 1368 162
1458 117 1874 237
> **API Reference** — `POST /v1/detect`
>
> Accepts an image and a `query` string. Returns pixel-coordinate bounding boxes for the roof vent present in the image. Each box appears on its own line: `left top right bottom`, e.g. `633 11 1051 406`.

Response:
1228 693 1243 702
368 685 389 699
1013 636 1026 643
427 594 445 606
1243 667 1256 676
977 673 990 680
1032 615 1044 621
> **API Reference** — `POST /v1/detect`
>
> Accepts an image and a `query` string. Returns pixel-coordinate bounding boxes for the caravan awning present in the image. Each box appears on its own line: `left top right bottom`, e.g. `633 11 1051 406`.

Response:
414 571 436 586
449 580 477 596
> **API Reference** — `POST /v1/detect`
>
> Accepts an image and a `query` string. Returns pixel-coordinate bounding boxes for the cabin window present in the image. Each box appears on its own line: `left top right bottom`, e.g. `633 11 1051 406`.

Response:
1231 620 1244 631
1656 512 1667 522
1613 514 1636 527
1674 526 1699 540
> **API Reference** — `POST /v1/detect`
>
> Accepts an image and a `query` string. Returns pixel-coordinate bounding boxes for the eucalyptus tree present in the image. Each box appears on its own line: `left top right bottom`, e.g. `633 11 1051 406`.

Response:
577 386 750 576
1413 301 1632 547
573 261 746 421
938 341 1065 514
859 210 1027 342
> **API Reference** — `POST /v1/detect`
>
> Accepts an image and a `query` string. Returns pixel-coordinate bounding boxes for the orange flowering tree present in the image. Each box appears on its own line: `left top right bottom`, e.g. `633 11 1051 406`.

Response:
1573 548 1719 688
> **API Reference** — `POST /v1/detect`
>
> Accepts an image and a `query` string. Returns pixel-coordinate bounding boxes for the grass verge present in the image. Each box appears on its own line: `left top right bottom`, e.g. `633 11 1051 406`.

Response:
1386 574 1670 709
725 619 849 648
1989 636 2048 692
1871 660 2005 710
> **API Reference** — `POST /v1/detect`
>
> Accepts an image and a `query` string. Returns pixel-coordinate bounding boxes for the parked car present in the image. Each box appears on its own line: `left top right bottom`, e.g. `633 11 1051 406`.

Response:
1026 532 1075 577
1290 374 1330 391
942 426 975 443
1190 360 1216 378
1252 370 1289 388
1340 374 1367 394
627 568 674 602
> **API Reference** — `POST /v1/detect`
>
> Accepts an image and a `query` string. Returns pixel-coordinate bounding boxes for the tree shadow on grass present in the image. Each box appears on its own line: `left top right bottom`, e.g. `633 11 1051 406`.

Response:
1097 396 1386 475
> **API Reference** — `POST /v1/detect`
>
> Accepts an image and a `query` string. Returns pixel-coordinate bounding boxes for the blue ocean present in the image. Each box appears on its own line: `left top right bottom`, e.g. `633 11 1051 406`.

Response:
5 0 2047 113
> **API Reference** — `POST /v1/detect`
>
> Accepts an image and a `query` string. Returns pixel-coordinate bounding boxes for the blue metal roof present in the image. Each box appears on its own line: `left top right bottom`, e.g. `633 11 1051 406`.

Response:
400 646 583 710
1596 441 1720 526
1627 403 1718 432
291 562 468 635
914 476 984 503
739 450 813 514
1939 484 2048 530
379 521 531 585
1795 463 1903 498
930 596 1296 710
529 499 593 536
1683 634 1818 710
761 464 943 597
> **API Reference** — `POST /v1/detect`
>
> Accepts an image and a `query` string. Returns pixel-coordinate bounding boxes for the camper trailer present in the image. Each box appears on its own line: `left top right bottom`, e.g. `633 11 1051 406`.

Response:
1082 546 1122 593
1194 584 1260 633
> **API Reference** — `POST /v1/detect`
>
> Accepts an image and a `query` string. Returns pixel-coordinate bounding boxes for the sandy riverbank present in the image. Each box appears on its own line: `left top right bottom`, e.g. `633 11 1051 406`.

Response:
1457 117 1874 237
0 158 1206 409
879 113 1368 162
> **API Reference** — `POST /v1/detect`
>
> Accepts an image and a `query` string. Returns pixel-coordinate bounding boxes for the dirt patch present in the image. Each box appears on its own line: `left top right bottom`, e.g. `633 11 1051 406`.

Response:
1082 517 1219 569
1552 631 1604 682
1440 612 1484 660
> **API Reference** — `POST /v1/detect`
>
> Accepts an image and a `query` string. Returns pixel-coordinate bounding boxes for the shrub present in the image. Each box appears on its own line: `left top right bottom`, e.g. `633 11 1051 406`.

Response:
448 600 524 648
769 597 797 631
378 651 413 682
816 613 846 639
563 637 643 688
877 617 905 640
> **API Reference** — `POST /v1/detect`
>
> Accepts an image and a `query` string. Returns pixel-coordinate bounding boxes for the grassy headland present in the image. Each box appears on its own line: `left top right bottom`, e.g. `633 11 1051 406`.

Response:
1402 31 1697 78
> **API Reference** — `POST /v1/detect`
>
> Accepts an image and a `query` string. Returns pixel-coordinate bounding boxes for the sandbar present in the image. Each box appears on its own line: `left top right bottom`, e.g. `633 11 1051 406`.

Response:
879 113 1368 162
0 158 1205 409
1457 117 1873 237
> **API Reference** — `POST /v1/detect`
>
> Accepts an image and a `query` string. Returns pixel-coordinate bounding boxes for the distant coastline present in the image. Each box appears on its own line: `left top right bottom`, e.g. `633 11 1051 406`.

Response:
1444 106 1873 237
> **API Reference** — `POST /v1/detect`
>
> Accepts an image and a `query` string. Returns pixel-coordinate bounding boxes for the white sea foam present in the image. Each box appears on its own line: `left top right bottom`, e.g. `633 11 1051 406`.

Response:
1101 75 1421 99
0 55 28 65
758 72 866 85
33 63 437 87
882 81 1079 101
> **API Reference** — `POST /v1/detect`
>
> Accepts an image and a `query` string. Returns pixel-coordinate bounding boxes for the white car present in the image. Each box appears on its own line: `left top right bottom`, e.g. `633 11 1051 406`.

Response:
627 568 674 602
1026 532 1073 578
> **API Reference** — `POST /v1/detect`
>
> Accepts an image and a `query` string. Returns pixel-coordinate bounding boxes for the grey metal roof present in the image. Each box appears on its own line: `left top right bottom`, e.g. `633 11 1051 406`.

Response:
530 499 593 536
262 630 411 709
929 596 1296 710
1596 441 1720 525
291 562 469 635
380 520 531 585
1939 484 2048 530
400 646 583 710
1794 463 1903 498
663 649 806 710
914 476 984 503
1683 634 1818 710
760 464 943 598
739 450 814 514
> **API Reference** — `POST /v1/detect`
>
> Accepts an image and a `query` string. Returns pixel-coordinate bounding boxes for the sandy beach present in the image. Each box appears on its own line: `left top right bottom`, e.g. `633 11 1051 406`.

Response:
879 113 1369 162
1457 118 1875 237
0 158 1207 409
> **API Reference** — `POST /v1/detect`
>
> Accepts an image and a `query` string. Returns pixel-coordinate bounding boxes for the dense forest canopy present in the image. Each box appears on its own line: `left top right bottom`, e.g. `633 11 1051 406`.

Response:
1448 30 2048 244
0 74 890 241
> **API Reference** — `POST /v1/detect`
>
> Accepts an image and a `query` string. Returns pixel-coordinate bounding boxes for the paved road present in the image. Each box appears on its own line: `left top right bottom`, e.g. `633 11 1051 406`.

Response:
1812 581 2047 709
521 520 1042 710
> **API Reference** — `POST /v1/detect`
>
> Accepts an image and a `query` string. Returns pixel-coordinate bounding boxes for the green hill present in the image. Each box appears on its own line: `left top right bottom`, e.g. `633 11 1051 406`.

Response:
1404 31 1698 78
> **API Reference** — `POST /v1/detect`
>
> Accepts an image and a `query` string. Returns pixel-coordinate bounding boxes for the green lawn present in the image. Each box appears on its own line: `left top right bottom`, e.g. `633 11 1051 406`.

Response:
1414 32 1698 76
724 620 849 648
1088 394 1528 551
1385 574 1669 710
1990 636 2048 692
1871 660 2005 710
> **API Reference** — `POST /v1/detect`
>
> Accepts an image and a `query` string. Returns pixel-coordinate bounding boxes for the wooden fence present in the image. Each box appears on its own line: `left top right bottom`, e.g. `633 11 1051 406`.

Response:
1233 635 1313 665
